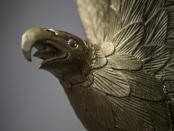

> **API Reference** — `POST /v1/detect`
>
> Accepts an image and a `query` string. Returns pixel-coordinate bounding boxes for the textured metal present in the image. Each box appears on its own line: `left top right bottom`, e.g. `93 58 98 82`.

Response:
21 0 174 130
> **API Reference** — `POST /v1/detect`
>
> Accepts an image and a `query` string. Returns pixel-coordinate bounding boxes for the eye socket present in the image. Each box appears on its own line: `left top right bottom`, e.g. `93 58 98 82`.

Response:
67 39 78 48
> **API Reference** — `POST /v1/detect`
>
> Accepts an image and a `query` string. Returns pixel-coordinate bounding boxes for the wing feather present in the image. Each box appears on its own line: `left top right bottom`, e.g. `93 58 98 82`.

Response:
108 96 170 131
77 0 110 44
77 0 174 97
77 0 174 129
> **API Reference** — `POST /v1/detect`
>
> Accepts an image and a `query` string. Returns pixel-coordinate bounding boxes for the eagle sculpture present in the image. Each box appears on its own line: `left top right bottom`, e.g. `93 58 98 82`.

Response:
21 0 174 130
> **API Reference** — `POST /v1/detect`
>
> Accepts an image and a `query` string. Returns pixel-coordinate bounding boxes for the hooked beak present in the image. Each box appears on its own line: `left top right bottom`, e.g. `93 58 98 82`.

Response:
21 27 68 67
22 28 54 61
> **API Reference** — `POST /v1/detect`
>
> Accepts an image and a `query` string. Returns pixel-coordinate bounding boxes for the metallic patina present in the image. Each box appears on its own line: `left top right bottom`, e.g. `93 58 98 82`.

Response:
22 0 174 130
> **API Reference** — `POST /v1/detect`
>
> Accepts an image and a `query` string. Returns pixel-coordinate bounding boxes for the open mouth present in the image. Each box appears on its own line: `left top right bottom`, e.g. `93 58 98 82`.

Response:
32 39 68 68
21 28 71 68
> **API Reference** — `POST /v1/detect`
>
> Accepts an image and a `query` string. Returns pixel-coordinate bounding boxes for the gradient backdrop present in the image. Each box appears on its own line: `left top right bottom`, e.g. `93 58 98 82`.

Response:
1 0 86 131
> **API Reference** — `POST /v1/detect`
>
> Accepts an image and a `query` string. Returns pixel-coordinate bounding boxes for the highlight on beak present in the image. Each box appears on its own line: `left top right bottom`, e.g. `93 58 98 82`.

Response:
21 27 53 61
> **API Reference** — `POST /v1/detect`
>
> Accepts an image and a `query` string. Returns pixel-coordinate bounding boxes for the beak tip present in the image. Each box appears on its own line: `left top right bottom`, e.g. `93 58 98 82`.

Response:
22 49 32 62
24 55 32 62
27 58 32 62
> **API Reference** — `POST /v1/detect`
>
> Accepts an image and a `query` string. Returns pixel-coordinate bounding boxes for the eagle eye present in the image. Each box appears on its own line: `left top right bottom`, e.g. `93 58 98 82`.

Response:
67 38 78 48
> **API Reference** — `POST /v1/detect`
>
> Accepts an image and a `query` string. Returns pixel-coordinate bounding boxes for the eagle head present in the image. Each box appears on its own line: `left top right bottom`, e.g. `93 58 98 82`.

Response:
21 28 92 79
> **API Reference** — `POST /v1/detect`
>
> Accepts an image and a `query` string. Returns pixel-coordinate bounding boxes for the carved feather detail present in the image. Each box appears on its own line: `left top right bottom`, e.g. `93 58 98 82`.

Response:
77 0 174 130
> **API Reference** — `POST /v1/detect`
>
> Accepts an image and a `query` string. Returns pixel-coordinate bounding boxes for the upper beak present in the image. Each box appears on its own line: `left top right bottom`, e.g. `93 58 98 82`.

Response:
21 27 55 61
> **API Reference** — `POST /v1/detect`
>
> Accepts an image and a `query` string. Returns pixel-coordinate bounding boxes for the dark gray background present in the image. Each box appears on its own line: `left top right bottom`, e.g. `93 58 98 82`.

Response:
1 0 86 131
